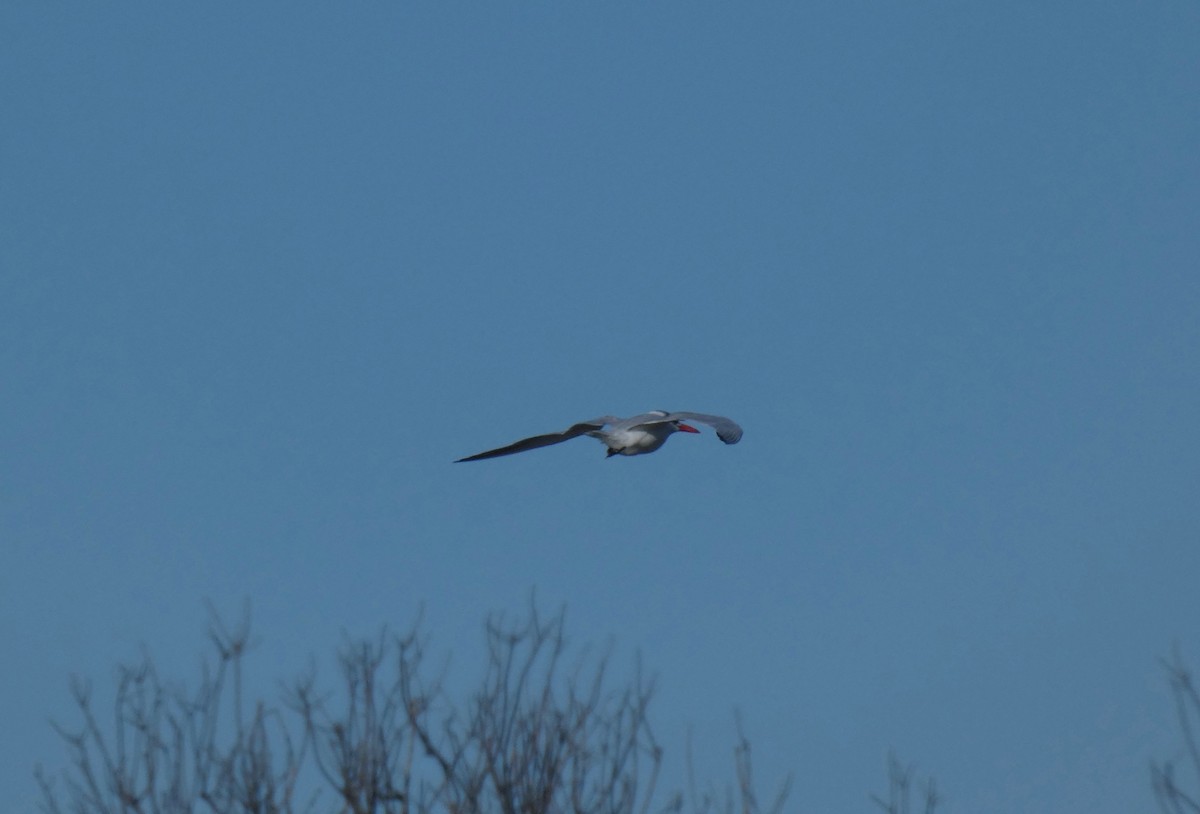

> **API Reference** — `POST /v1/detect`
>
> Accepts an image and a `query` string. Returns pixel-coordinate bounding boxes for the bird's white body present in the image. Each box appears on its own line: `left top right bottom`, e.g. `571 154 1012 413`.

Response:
455 410 742 462
591 421 683 456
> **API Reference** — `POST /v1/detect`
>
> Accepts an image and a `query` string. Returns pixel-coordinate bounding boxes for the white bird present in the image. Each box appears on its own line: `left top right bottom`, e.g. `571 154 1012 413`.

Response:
455 410 743 462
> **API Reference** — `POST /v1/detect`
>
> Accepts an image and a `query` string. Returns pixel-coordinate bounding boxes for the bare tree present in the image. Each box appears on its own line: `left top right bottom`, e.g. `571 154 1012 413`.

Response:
37 603 789 814
683 713 792 814
289 604 667 814
1153 648 1200 814
869 753 938 814
36 604 303 814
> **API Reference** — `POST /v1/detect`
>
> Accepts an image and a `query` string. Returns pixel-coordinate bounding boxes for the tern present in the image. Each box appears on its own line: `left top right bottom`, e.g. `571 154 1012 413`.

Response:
455 410 743 462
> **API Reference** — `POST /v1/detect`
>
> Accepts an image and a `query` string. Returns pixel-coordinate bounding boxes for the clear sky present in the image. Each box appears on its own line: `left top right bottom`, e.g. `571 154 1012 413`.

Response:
3 3 1199 812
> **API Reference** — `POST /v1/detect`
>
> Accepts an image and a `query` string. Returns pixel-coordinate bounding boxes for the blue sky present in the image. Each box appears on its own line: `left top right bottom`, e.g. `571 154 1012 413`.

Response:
3 3 1199 812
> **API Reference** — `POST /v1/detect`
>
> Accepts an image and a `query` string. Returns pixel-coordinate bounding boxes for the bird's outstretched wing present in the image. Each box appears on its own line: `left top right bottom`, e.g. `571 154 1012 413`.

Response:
655 412 743 445
454 417 616 462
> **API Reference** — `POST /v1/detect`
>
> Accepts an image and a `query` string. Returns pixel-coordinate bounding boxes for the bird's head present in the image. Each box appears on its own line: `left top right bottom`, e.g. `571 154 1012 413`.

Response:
655 411 700 435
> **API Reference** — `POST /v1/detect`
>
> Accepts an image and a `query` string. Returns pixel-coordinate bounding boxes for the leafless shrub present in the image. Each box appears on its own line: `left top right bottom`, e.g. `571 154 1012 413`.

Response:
870 753 938 814
1153 648 1200 814
37 603 788 814
684 713 791 814
289 604 666 814
36 603 302 814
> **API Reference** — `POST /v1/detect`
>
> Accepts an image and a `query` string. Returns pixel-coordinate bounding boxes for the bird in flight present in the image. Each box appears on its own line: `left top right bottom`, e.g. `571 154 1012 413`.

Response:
455 411 743 462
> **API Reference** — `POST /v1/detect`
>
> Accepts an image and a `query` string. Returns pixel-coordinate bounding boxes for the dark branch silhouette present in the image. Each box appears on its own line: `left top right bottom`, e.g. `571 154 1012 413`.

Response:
36 603 791 814
870 753 938 814
1154 648 1200 814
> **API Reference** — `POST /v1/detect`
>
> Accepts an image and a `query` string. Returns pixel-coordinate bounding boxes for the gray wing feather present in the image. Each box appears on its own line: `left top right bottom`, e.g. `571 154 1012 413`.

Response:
455 417 616 462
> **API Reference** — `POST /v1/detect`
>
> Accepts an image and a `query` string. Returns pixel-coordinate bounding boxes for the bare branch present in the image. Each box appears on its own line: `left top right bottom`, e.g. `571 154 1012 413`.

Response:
41 602 793 814
1155 647 1200 814
871 753 938 814
39 603 300 814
